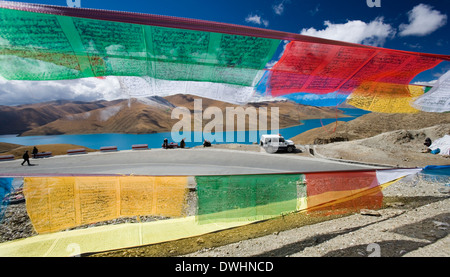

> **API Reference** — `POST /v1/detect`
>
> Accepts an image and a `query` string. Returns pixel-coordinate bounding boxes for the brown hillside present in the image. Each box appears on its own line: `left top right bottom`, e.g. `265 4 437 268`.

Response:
0 100 113 135
3 144 97 159
21 99 174 136
314 124 450 167
16 95 346 136
292 111 450 145
0 142 22 153
164 94 238 111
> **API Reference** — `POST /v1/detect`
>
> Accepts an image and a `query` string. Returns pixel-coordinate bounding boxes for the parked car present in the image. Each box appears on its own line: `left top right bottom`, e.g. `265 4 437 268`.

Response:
260 134 296 153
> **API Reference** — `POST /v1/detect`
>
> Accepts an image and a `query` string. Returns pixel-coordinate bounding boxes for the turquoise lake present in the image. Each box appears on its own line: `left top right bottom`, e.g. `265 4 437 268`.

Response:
0 108 370 150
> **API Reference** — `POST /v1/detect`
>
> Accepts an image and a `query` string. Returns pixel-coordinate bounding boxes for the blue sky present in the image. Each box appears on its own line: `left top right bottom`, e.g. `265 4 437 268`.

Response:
1 0 449 105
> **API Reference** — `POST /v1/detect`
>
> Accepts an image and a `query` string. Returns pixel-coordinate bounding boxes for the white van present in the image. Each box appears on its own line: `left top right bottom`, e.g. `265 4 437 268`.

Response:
260 134 296 153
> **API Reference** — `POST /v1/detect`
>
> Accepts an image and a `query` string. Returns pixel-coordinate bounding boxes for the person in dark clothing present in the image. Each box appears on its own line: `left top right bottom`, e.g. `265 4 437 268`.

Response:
203 139 211 147
424 137 432 147
422 137 433 153
32 146 38 159
180 138 186 149
162 138 169 149
21 150 31 166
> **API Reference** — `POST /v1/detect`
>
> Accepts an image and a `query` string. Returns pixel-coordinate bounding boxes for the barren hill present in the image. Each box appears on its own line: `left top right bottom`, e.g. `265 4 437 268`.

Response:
313 124 450 167
291 111 450 145
2 143 98 159
21 98 174 136
0 100 115 135
0 142 22 153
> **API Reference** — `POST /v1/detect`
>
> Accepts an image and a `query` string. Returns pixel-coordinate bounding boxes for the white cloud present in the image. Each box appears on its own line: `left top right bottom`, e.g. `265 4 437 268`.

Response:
273 0 291 16
273 2 285 15
399 4 447 36
245 14 269 27
300 17 395 47
413 80 437 87
0 76 124 106
403 42 423 50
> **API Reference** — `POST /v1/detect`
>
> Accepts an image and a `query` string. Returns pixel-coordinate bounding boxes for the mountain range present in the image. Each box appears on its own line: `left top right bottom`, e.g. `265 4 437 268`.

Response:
0 94 345 136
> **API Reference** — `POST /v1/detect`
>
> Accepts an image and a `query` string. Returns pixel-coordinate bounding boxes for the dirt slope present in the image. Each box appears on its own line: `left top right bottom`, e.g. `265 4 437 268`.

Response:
2 144 97 159
314 124 450 167
292 111 450 145
0 100 114 135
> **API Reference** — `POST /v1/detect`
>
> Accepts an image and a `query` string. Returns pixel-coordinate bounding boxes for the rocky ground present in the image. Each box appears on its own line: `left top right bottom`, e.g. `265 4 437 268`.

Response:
183 173 450 257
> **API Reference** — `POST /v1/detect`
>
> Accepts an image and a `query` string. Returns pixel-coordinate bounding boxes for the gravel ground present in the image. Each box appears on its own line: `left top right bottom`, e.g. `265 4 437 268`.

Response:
183 174 450 257
0 189 197 244
0 201 172 244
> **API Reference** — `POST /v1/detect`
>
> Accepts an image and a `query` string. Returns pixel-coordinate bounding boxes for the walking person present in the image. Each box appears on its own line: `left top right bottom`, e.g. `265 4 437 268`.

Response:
21 150 31 166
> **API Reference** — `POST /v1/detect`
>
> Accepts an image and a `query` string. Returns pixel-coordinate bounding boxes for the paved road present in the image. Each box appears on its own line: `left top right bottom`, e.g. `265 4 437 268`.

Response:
0 148 386 176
